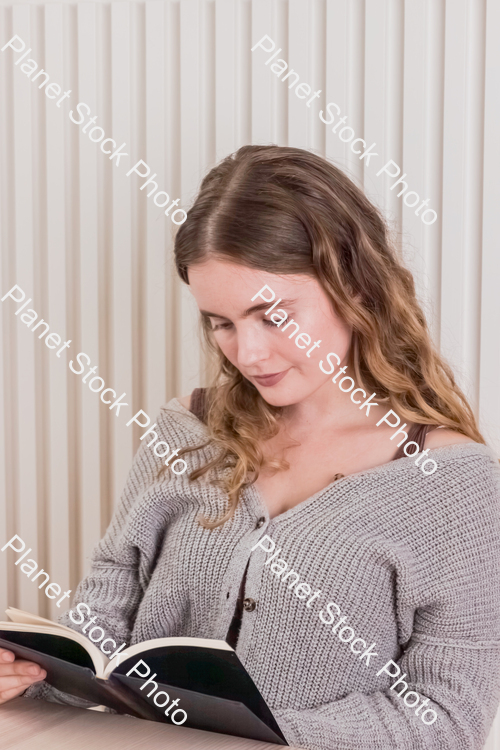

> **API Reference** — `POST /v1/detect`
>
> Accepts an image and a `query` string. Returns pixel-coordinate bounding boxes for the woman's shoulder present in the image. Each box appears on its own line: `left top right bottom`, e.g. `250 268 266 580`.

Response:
424 428 477 450
177 393 192 410
414 435 500 520
380 431 499 519
421 429 499 478
174 389 210 425
156 391 209 442
422 429 500 477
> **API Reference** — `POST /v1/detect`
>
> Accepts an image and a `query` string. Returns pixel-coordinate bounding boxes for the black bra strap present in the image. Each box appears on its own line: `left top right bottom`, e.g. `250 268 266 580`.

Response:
392 423 437 460
188 387 209 424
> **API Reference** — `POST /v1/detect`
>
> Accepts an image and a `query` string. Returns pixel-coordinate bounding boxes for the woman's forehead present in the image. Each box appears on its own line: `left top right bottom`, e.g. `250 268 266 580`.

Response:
188 260 332 320
188 258 317 297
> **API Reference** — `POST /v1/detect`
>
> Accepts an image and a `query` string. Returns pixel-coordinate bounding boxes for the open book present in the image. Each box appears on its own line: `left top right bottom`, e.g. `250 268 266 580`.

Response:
0 608 287 745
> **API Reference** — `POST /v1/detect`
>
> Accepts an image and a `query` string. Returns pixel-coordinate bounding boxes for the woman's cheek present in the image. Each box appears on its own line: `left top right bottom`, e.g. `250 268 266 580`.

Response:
280 337 315 368
214 334 235 362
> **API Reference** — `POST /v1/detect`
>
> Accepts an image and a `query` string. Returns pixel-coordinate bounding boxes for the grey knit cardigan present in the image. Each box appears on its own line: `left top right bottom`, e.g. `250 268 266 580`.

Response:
27 398 500 750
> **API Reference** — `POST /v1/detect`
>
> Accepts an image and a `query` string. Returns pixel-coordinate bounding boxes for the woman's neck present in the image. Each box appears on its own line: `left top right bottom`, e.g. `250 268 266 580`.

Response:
282 377 379 434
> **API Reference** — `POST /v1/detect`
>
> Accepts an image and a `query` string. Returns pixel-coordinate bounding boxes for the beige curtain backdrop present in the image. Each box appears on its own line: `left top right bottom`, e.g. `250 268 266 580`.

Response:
0 0 499 742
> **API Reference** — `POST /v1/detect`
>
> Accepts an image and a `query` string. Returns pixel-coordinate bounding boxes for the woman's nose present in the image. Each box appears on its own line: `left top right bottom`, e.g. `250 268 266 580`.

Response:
236 327 271 368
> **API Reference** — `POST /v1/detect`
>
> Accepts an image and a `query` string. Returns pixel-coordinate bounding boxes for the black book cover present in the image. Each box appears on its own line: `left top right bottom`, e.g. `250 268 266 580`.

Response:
0 630 288 745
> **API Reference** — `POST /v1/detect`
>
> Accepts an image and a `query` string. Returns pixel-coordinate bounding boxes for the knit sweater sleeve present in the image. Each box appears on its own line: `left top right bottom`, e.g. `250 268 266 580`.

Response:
272 455 500 750
26 413 174 706
272 641 500 750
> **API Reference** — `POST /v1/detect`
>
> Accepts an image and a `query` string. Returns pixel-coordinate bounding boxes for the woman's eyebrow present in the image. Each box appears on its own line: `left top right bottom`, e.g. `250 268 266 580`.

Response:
242 298 296 317
200 310 229 319
200 299 296 320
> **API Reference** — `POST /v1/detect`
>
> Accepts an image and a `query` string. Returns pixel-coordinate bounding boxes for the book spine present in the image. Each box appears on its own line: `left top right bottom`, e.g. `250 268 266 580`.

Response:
100 677 162 722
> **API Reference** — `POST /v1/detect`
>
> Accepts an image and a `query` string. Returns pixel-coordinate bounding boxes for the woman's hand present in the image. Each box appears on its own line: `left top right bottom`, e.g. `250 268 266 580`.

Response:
0 647 46 704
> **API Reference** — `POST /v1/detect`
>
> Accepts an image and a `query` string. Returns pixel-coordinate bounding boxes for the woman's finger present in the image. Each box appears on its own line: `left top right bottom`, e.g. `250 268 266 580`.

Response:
1 671 46 690
0 662 45 677
0 648 15 663
0 687 27 702
0 684 34 703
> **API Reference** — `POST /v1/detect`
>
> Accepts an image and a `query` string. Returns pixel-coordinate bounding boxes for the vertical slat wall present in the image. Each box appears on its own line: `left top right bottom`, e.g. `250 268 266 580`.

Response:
144 1 168 423
481 0 500 466
45 2 71 618
0 0 499 740
110 2 135 519
441 0 485 416
77 1 102 600
10 3 39 614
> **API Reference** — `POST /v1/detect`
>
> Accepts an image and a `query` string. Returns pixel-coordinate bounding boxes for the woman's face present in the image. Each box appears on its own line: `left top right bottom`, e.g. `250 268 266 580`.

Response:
188 258 353 408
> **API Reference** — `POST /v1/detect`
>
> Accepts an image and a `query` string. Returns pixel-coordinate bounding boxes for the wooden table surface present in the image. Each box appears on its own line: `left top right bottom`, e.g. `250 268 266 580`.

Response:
1 697 299 750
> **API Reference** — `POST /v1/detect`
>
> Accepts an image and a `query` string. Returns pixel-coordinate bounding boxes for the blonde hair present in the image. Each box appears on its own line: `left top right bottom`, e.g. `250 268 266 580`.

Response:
172 145 483 528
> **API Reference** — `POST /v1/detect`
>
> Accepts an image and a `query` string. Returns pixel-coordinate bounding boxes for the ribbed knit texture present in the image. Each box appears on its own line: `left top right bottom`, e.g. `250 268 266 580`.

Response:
26 398 500 750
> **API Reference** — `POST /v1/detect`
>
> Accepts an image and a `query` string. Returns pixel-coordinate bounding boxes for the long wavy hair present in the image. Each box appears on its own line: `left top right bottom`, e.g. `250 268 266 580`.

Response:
172 144 483 528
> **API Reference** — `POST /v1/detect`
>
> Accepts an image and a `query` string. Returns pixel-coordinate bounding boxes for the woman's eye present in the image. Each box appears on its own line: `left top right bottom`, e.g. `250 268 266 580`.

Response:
210 318 276 330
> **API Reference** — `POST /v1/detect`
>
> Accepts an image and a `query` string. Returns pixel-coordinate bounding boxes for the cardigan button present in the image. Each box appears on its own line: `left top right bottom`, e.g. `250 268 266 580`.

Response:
255 517 265 529
243 598 257 612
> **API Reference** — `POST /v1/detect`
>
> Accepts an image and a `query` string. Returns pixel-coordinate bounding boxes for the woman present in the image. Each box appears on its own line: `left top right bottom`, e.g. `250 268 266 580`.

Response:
2 145 500 749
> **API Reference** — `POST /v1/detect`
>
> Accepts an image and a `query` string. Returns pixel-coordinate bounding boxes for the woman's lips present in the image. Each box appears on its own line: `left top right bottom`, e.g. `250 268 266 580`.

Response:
252 369 290 387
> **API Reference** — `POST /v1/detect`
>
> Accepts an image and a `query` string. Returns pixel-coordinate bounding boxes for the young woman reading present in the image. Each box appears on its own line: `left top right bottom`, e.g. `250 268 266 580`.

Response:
2 145 500 750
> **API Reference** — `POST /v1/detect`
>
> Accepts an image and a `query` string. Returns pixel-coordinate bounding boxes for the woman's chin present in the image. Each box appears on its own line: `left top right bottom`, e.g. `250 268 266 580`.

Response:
254 384 305 408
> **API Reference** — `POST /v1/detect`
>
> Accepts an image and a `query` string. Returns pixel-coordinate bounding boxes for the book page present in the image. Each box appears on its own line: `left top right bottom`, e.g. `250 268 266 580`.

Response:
104 636 233 678
1 609 108 676
6 607 71 630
